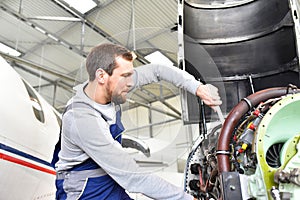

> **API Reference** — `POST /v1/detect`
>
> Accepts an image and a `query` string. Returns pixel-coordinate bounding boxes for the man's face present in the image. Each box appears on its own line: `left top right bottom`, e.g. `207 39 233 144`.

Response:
106 57 134 104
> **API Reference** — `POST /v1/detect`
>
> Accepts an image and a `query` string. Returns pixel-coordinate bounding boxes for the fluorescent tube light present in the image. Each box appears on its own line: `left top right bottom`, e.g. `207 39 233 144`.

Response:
0 43 21 57
63 0 97 14
145 51 174 66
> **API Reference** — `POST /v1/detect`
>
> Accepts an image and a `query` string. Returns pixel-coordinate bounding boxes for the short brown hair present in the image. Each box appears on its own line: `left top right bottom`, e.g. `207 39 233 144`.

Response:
86 43 133 81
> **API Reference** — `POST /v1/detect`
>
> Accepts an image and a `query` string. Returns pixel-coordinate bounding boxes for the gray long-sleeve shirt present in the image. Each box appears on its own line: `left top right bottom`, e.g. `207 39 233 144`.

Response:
56 64 200 200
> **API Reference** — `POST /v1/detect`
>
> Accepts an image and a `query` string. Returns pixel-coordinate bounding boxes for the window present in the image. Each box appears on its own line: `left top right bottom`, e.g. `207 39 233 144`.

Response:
22 80 45 123
0 42 21 57
62 0 97 14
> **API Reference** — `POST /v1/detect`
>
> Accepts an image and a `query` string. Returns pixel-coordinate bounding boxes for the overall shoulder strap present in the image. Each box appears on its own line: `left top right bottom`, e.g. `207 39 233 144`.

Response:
51 102 106 168
64 102 107 121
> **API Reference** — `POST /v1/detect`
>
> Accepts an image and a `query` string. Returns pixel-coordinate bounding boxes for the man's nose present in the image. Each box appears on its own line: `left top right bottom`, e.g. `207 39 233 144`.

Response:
126 76 133 87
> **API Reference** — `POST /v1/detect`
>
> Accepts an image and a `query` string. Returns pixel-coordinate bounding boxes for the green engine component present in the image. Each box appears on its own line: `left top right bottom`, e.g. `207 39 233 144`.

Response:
276 140 300 199
249 93 300 199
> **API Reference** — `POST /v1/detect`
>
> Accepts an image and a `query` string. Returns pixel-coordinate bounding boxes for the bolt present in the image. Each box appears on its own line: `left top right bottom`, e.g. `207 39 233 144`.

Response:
230 185 236 190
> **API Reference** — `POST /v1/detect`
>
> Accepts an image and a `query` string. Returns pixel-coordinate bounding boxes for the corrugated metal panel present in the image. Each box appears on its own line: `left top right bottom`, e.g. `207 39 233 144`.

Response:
87 0 177 49
25 44 85 75
2 0 72 17
60 23 109 52
147 31 178 61
2 0 75 34
87 0 132 35
22 0 72 17
0 9 48 53
134 0 177 28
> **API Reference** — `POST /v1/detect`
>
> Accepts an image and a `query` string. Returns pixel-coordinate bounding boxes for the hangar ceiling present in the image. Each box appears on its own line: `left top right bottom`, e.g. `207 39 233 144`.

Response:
0 0 180 115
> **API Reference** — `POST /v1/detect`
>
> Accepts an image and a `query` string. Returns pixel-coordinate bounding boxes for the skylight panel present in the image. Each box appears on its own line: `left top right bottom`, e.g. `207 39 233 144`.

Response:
0 43 21 57
63 0 97 14
145 51 174 66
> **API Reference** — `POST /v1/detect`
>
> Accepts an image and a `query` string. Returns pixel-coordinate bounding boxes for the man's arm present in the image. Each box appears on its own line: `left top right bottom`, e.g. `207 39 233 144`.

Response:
131 64 222 108
70 110 194 200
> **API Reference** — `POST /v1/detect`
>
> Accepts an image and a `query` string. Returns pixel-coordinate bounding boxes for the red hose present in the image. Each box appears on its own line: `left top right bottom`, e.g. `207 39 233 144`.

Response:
216 87 295 172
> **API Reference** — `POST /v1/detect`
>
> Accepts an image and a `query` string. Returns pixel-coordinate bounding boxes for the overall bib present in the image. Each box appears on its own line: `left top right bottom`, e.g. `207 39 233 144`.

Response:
52 103 133 200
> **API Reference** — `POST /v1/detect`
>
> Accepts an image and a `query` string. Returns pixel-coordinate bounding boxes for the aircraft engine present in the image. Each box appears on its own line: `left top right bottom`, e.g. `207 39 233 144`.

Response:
185 85 300 200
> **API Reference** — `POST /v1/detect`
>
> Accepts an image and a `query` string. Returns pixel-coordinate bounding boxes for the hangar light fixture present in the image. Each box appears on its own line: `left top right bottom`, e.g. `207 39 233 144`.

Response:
0 43 21 57
145 51 174 66
62 0 97 14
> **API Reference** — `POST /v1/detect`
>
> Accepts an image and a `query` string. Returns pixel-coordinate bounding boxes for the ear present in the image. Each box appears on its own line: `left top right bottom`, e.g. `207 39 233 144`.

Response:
95 68 106 84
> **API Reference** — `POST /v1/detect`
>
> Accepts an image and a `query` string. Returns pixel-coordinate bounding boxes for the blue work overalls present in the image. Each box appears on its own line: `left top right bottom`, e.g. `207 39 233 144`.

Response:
52 102 133 200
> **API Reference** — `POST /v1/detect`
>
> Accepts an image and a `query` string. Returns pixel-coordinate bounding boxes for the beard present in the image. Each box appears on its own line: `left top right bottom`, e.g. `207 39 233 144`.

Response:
111 92 127 105
107 77 128 105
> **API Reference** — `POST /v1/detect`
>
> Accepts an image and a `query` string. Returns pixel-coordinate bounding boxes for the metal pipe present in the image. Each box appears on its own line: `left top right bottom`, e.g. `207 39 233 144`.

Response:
131 0 136 51
27 16 82 21
148 103 153 138
140 88 181 117
0 52 77 83
125 118 179 133
126 99 181 119
216 87 299 172
81 21 85 51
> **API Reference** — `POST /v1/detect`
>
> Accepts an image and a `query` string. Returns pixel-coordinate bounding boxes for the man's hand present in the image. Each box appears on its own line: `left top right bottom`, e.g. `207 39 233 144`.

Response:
196 83 222 110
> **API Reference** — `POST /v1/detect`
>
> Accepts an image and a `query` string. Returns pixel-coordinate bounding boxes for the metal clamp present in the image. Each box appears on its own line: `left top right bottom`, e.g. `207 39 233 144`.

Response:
242 97 252 109
216 150 231 156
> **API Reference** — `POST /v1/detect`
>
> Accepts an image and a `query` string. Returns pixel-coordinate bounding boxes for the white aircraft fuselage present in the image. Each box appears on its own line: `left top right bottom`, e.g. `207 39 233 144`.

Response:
0 56 59 199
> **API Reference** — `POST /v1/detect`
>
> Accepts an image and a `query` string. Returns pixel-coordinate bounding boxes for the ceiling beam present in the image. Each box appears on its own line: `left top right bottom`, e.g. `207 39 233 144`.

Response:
125 118 179 133
13 63 73 91
22 22 80 65
0 3 88 57
27 16 82 22
0 52 77 83
140 87 181 116
126 99 181 119
50 0 150 64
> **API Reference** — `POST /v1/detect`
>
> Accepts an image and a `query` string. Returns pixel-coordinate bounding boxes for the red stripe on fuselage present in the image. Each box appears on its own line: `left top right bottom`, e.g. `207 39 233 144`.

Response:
0 152 56 175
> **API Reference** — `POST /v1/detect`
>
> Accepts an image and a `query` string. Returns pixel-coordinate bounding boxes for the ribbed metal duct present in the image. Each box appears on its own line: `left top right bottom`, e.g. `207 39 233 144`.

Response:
181 0 300 123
